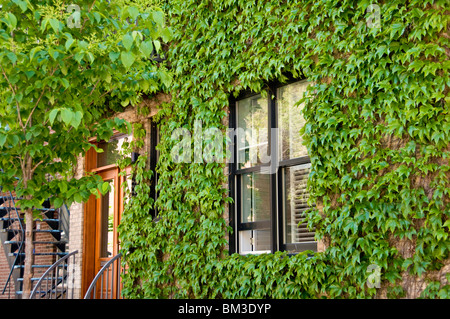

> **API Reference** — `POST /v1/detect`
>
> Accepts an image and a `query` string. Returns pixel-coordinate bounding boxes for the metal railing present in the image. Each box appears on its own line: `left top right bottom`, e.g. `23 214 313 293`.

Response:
29 250 78 299
84 253 123 299
0 187 25 296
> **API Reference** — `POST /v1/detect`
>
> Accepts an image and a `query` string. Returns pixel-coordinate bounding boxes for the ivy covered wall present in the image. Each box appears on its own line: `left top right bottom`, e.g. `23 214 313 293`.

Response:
118 0 450 298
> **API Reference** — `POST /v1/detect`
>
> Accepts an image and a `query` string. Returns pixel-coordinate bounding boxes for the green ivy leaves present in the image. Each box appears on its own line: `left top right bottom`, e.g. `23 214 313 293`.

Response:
118 0 450 300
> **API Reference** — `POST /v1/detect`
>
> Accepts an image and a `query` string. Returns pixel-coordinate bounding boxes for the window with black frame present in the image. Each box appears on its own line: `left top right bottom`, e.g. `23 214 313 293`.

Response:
229 79 317 254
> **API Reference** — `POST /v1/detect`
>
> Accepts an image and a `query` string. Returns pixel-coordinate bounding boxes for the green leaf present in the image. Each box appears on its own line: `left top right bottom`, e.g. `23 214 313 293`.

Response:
159 69 172 87
49 18 60 33
161 28 172 43
53 197 63 209
12 0 28 12
154 40 161 53
7 52 17 64
444 220 450 230
74 52 84 64
40 18 49 32
122 34 134 51
0 134 6 147
48 109 59 125
65 38 75 50
61 108 73 125
101 181 110 195
109 51 120 62
7 13 17 29
390 23 405 39
128 7 140 21
71 111 83 128
86 52 95 64
152 10 164 27
24 70 35 79
74 192 83 203
140 40 153 57
121 51 135 69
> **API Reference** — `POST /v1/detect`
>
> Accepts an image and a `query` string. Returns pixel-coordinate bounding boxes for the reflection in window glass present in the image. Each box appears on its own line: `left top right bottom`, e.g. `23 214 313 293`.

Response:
241 172 270 223
97 135 131 167
236 95 269 169
278 80 309 161
123 174 133 204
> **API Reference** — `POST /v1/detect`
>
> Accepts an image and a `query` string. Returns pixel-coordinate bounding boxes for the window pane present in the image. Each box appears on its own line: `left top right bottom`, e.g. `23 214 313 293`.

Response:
97 134 131 167
236 94 269 169
100 179 115 258
278 80 309 161
239 230 271 254
241 172 270 223
283 163 315 246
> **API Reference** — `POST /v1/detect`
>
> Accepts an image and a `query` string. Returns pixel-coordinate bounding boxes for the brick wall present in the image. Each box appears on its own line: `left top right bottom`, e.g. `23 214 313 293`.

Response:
0 242 15 299
67 154 85 299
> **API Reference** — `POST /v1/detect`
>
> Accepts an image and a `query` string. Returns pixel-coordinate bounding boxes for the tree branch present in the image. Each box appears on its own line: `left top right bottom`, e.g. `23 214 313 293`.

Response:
89 79 101 96
0 64 25 129
25 67 59 128
85 87 116 108
30 160 44 175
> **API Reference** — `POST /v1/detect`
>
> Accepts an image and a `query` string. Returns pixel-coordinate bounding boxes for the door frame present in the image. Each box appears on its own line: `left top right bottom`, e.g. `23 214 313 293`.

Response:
81 140 131 297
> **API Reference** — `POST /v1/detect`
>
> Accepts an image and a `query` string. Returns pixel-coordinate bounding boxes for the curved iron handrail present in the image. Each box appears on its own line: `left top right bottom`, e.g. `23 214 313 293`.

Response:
84 253 122 299
29 250 78 299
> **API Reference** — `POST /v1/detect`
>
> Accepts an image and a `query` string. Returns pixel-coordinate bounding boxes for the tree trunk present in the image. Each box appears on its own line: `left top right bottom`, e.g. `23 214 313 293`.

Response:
21 155 35 299
22 208 35 299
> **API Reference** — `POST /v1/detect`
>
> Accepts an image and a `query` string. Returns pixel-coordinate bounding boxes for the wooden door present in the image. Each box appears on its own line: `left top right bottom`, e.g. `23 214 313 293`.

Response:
82 133 133 298
95 168 120 298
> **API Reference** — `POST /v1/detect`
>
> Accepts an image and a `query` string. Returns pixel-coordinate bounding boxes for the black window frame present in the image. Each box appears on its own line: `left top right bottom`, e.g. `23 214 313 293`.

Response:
149 117 160 219
228 78 317 255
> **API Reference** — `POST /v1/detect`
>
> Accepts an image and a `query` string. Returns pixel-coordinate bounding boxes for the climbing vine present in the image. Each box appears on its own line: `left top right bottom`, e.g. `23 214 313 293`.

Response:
118 0 450 299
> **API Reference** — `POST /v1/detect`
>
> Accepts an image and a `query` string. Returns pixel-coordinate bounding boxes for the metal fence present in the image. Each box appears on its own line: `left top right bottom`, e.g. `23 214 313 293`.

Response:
29 250 78 299
84 253 123 299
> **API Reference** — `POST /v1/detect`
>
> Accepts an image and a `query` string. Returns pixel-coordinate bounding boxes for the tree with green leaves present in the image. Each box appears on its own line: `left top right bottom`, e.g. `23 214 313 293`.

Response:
0 0 171 298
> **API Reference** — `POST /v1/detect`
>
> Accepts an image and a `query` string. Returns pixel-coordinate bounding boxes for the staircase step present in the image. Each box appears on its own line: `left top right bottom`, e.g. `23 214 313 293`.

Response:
4 240 67 253
9 252 68 257
5 240 66 244
17 289 68 297
17 276 66 282
34 229 62 234
0 206 57 213
1 217 60 223
14 264 68 269
1 218 60 233
0 197 21 207
0 229 61 237
0 228 21 241
0 196 18 205
3 240 24 252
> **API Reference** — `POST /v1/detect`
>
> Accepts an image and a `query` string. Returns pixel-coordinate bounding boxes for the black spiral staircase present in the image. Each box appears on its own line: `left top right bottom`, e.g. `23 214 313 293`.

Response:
0 185 70 299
